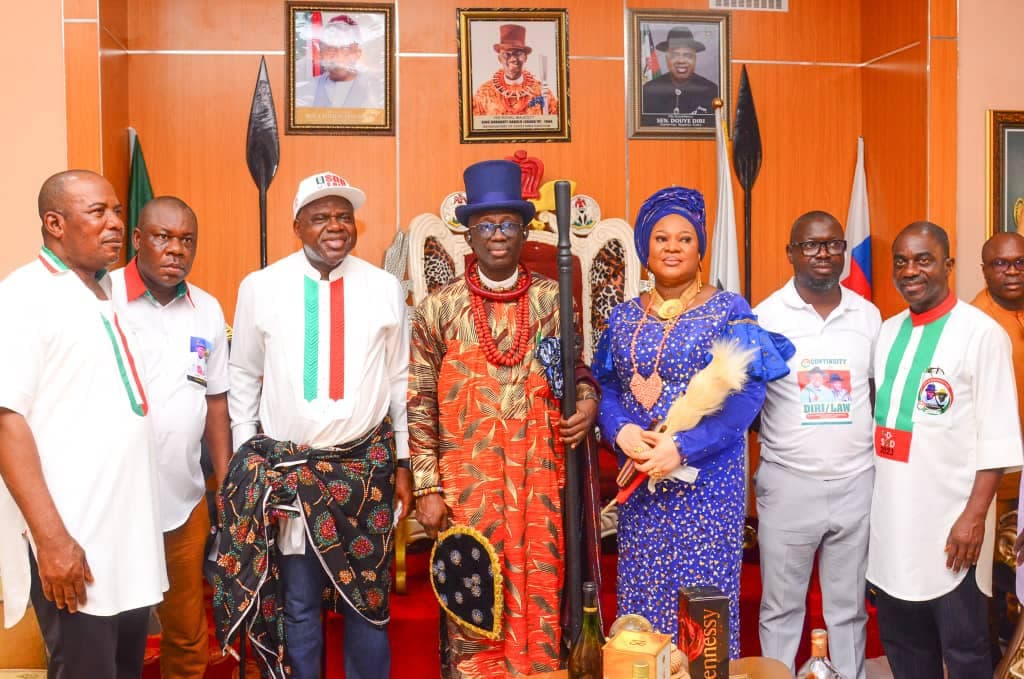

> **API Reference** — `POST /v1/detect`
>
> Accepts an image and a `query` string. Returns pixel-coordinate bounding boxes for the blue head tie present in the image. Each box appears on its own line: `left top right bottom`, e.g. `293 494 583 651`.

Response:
633 186 707 267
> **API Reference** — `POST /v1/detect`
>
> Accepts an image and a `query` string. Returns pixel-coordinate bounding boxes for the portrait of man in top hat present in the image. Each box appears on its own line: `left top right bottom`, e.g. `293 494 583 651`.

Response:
629 12 729 138
288 8 393 132
459 10 569 142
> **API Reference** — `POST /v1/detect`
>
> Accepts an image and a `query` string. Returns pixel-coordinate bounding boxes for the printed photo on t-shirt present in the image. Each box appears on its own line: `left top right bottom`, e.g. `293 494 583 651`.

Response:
796 357 852 425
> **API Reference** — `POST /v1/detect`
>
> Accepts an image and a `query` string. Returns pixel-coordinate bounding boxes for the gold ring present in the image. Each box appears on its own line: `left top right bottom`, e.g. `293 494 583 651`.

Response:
633 445 644 454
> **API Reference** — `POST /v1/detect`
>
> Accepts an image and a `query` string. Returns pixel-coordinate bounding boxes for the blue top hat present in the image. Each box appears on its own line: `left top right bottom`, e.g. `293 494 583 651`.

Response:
455 160 537 227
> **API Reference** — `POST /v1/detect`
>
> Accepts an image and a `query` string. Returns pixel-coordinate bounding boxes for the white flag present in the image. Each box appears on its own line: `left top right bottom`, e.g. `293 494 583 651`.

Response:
709 106 741 294
840 137 873 300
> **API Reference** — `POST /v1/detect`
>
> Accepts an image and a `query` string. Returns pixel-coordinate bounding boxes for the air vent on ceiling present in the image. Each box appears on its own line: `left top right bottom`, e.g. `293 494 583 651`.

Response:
710 0 789 11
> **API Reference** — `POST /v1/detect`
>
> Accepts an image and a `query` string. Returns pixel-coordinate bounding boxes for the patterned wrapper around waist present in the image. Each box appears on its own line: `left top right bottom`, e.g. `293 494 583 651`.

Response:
210 418 397 678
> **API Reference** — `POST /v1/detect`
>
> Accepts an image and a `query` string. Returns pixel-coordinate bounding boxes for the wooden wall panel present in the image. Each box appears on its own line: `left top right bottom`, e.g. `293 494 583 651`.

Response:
64 22 102 171
128 54 396 320
861 0 927 61
860 43 928 319
927 39 957 232
115 0 946 320
100 0 129 47
100 27 130 209
627 0 860 63
397 57 626 227
930 0 957 37
64 0 98 20
399 0 624 57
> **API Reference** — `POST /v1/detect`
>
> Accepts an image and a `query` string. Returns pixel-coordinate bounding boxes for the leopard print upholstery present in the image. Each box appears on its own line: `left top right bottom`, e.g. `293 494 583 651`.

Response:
423 236 457 294
589 239 626 349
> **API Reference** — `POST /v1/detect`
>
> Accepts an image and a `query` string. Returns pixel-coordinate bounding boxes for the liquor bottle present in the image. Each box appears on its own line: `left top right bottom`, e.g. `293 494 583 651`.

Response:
568 582 604 679
796 628 843 679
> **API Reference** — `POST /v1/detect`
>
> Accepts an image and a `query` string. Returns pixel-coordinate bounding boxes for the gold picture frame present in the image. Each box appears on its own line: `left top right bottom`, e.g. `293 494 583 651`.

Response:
286 2 395 135
627 9 730 140
457 8 570 144
987 109 1024 235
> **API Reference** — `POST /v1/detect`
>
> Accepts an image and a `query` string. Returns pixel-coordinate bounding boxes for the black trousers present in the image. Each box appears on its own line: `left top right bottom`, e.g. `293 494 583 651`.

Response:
873 567 991 679
29 552 151 679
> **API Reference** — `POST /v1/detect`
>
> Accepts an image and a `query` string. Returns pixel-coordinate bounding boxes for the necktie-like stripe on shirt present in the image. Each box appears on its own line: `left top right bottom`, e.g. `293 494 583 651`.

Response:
303 276 319 401
875 314 951 431
329 277 345 400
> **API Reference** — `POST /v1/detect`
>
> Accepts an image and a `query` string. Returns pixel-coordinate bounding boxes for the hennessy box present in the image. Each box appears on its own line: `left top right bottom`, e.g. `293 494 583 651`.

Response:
678 585 730 679
602 630 672 679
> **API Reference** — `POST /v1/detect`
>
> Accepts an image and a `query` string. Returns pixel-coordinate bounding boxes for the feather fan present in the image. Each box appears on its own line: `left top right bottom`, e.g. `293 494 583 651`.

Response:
612 339 755 506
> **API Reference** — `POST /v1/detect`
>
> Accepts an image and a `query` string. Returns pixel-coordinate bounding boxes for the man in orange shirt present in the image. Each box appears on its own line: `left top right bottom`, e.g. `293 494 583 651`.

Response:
972 232 1024 418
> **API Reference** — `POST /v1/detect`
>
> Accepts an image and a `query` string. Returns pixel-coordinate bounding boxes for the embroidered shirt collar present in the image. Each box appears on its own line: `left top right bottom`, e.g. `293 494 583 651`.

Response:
123 257 192 307
301 250 348 282
38 246 107 280
909 290 957 326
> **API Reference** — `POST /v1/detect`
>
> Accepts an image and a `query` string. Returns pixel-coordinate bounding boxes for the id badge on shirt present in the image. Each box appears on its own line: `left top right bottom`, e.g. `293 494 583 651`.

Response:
187 336 210 387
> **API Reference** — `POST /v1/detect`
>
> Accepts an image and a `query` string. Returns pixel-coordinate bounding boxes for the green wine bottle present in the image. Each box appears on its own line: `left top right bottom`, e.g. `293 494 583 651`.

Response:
568 582 604 679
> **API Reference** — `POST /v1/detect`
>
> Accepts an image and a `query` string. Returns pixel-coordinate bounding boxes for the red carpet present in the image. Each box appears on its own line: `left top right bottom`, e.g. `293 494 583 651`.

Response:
142 544 882 678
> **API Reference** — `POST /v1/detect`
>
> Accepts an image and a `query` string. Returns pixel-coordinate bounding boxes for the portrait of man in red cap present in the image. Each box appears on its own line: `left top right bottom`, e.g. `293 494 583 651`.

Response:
470 23 559 118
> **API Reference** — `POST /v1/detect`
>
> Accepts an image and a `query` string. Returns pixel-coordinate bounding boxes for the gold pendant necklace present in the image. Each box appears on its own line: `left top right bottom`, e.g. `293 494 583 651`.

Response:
628 277 702 410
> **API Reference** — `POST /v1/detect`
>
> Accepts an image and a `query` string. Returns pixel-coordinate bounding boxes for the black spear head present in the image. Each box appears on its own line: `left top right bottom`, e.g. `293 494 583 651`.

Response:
246 57 280 192
732 65 762 193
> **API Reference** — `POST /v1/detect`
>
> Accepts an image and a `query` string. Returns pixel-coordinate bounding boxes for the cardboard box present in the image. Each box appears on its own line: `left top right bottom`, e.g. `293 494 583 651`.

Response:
678 585 729 679
602 630 672 679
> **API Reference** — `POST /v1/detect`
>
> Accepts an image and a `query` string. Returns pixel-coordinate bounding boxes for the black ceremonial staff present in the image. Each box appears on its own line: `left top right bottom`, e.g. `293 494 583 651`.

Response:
246 56 280 269
732 65 762 304
555 180 583 645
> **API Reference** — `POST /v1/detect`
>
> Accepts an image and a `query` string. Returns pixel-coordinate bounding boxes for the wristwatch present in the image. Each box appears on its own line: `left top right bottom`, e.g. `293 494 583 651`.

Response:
396 459 411 470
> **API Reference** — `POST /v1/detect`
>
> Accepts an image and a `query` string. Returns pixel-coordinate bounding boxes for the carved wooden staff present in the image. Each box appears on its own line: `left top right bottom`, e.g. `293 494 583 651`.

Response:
732 65 762 304
555 180 583 646
246 56 280 269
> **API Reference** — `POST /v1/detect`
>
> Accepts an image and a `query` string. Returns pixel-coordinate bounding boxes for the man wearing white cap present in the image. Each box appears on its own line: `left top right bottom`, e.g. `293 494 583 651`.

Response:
295 14 383 110
225 171 411 679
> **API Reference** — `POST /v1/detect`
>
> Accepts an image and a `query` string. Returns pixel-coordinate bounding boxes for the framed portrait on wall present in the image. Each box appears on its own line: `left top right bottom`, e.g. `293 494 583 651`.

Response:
988 110 1024 234
627 10 730 140
457 8 569 144
286 2 394 135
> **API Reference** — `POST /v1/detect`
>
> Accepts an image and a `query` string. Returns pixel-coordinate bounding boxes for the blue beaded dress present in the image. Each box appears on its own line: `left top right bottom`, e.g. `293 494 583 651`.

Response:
594 290 793 657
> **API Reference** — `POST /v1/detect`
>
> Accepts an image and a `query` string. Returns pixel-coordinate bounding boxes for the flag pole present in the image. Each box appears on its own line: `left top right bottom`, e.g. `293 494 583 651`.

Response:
245 56 280 270
731 66 762 304
555 180 583 648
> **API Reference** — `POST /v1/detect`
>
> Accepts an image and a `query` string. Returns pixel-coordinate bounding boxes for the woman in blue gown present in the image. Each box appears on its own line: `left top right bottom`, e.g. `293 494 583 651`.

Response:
594 187 793 657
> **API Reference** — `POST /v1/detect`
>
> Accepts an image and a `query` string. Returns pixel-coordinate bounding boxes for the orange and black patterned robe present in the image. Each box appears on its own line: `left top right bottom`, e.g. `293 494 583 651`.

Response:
408 274 596 678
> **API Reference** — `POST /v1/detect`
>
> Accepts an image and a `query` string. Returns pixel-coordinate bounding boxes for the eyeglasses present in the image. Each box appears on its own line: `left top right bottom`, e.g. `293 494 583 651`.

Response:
500 49 528 60
791 239 847 257
987 257 1024 273
472 220 525 239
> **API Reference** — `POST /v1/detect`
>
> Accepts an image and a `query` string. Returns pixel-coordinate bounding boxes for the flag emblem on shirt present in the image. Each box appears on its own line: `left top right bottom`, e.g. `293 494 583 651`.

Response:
303 276 345 401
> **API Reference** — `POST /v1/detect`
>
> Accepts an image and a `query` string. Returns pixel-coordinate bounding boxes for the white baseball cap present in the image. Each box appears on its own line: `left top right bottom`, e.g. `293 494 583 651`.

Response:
293 171 366 217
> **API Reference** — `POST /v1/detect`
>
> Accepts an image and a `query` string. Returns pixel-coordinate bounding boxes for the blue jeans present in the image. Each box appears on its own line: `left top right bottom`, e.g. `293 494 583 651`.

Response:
278 542 391 679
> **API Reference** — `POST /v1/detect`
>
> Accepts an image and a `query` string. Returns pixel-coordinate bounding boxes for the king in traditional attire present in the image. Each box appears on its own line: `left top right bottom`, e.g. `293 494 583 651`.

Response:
594 187 793 657
471 24 558 117
408 160 598 677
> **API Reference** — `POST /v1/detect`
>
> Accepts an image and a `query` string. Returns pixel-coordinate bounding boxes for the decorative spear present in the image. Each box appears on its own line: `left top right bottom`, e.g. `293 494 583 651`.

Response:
555 180 583 646
246 56 280 269
235 56 280 678
731 65 762 304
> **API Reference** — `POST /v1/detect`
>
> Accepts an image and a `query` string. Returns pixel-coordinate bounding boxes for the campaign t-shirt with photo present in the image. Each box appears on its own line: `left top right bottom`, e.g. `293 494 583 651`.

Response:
755 279 881 480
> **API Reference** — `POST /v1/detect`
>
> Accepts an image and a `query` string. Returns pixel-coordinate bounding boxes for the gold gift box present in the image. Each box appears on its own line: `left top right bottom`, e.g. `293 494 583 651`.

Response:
603 630 672 678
